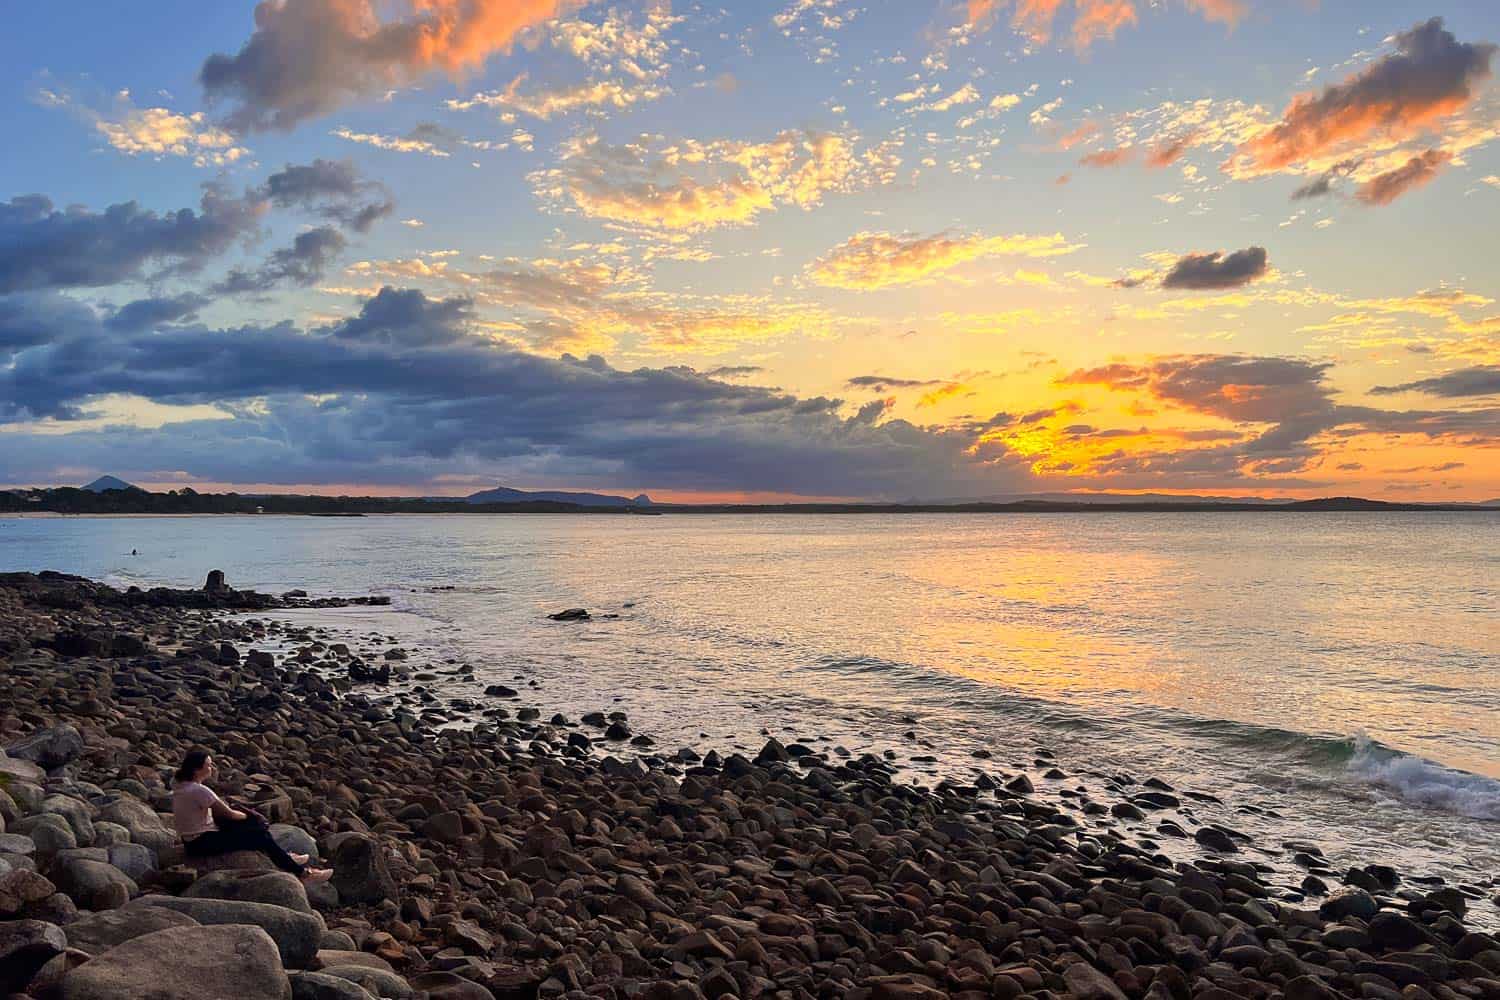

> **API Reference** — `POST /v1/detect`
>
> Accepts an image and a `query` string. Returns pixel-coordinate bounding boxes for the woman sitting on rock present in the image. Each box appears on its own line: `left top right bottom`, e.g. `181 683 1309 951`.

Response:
172 748 331 884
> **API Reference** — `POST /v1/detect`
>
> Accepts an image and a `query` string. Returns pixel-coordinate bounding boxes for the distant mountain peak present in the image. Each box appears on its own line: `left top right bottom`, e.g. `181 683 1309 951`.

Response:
81 475 139 493
464 484 651 508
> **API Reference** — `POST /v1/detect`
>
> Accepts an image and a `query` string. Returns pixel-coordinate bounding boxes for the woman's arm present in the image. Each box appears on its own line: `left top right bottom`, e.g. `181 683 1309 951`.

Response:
209 795 247 823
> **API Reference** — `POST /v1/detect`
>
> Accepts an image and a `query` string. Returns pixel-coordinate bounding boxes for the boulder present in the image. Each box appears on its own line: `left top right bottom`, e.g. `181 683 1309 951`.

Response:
60 924 291 1000
0 755 47 785
51 858 137 910
0 918 68 993
1062 962 1128 1000
272 824 320 862
26 892 78 925
291 971 382 1000
27 945 91 999
314 950 394 973
129 894 324 968
64 906 201 956
106 843 156 882
318 965 418 999
0 868 56 916
16 814 78 855
186 848 278 873
408 971 498 999
185 869 312 913
329 834 397 905
40 795 96 845
95 798 177 854
5 726 85 771
91 822 131 848
1320 887 1379 921
0 832 36 856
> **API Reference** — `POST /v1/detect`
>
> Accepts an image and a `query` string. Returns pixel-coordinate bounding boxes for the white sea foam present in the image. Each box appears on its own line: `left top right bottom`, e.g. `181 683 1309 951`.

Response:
1347 735 1500 821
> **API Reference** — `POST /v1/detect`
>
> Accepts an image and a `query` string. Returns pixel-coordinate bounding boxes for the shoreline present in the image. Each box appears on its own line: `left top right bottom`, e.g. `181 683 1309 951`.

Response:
1 570 1498 1000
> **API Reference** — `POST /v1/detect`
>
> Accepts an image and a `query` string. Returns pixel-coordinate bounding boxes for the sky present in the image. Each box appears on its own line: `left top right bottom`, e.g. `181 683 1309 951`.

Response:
1 0 1497 502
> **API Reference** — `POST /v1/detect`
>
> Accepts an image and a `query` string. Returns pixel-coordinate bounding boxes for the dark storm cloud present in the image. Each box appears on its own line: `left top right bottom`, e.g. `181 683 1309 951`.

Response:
258 159 393 232
0 186 263 293
106 293 210 331
1160 246 1268 290
0 161 388 298
0 286 1033 498
214 226 348 293
1372 365 1500 398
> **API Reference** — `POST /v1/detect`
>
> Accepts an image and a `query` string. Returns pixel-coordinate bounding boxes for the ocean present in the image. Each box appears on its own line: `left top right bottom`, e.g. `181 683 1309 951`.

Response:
4 511 1497 916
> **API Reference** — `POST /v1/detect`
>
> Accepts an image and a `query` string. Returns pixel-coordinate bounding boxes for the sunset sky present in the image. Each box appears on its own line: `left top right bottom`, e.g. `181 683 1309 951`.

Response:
1 1 1497 501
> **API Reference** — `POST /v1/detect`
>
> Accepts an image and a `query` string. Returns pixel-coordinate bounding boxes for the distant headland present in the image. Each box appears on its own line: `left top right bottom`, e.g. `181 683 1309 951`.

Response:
3 477 1496 515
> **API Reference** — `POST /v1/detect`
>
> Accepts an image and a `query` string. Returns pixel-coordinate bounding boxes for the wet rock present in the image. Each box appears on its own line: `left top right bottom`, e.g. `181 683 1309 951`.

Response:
546 609 589 622
1320 887 1379 921
1194 827 1238 853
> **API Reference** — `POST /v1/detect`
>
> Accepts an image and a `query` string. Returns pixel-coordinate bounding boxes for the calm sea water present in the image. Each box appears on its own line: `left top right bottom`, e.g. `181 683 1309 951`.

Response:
4 512 1497 911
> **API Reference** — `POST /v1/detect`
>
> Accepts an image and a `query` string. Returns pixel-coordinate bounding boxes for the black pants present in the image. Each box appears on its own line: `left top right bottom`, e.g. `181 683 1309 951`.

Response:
184 816 305 876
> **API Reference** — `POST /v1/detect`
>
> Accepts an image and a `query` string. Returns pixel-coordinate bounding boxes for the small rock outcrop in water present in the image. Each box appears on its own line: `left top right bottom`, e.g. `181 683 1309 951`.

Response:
547 608 590 621
0 569 1497 1000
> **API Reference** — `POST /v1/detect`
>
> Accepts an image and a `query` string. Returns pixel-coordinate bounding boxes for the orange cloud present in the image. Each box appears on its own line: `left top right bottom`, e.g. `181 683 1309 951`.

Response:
1072 0 1137 47
1011 0 1068 41
806 230 1084 289
1145 130 1198 167
1058 120 1100 149
532 130 899 232
202 0 572 131
1184 0 1247 27
1232 18 1495 177
1355 149 1452 205
1080 146 1134 168
968 0 1000 25
918 382 968 408
971 0 1238 48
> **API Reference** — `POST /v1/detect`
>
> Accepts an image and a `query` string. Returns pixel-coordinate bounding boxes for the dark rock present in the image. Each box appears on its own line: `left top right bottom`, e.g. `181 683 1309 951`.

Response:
0 918 68 993
329 834 397 905
5 726 85 770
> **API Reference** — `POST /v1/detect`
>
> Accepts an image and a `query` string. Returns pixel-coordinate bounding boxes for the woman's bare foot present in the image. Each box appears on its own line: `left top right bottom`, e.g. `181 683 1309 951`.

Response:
290 853 311 865
301 868 333 884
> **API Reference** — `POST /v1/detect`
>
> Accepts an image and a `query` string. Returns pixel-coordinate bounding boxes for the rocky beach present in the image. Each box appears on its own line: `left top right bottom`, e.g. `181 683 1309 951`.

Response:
1 570 1498 1000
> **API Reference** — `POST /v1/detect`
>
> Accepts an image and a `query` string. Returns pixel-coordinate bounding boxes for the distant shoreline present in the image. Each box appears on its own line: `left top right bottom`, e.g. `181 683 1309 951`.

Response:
3 498 1497 518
